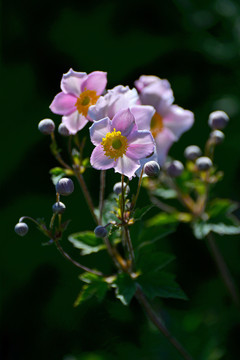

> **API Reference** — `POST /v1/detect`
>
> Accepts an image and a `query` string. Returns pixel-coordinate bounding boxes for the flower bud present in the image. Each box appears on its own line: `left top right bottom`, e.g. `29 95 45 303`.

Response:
52 201 66 214
14 222 29 236
94 225 108 238
56 178 74 196
58 123 70 137
184 145 202 161
208 111 229 130
113 182 130 196
144 161 160 177
166 160 184 177
210 130 225 144
196 156 213 171
38 119 55 135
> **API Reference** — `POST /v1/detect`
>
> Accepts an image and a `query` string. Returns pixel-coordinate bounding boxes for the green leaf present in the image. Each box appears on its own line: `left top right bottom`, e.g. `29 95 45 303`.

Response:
207 198 238 218
49 167 72 185
136 251 175 273
68 231 106 255
95 193 119 225
193 221 240 239
137 271 187 300
153 187 177 199
74 281 108 307
133 205 153 221
112 273 136 305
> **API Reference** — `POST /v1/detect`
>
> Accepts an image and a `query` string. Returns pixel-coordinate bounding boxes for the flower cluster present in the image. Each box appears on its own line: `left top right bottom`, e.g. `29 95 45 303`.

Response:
49 70 194 179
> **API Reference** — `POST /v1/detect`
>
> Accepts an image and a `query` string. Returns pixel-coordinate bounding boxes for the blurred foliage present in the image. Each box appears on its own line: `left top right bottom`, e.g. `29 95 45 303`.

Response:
2 0 240 359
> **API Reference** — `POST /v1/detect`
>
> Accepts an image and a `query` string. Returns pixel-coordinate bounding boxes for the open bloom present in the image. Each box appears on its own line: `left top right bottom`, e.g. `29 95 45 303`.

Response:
50 69 107 134
89 108 155 179
135 75 194 165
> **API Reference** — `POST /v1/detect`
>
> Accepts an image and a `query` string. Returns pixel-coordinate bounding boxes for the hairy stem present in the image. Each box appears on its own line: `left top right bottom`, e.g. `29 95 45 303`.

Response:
135 286 194 360
55 239 104 276
99 170 106 225
206 233 240 308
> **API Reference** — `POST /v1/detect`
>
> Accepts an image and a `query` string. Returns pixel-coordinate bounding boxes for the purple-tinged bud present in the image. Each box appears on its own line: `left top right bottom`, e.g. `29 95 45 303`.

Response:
56 178 74 196
210 130 225 144
208 111 229 130
196 156 213 171
58 123 70 137
184 145 202 161
38 119 55 135
144 161 160 177
94 225 108 238
113 182 130 196
52 201 66 214
166 160 184 177
14 222 29 236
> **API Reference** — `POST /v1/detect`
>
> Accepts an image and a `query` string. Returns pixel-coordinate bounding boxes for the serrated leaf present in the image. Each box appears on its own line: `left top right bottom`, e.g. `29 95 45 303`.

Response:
112 273 136 306
207 198 238 218
133 205 153 221
193 221 240 239
136 251 175 273
153 188 177 199
68 231 106 255
137 271 187 300
74 281 108 307
49 167 67 185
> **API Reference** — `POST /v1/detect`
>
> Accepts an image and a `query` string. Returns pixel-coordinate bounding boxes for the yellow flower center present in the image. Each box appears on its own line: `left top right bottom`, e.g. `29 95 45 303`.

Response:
101 129 128 161
75 90 100 117
150 112 164 138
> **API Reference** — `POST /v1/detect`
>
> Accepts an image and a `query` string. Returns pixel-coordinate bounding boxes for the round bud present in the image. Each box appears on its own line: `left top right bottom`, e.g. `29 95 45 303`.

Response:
184 145 202 161
166 160 184 177
94 225 108 238
56 178 74 196
208 111 229 130
38 119 55 135
144 161 160 177
14 222 29 236
58 123 70 137
196 156 213 171
52 201 66 214
210 130 225 144
113 182 130 196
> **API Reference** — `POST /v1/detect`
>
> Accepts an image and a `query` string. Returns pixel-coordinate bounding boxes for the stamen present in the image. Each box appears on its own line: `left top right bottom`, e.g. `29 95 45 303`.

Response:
101 129 128 161
75 90 99 116
151 112 164 138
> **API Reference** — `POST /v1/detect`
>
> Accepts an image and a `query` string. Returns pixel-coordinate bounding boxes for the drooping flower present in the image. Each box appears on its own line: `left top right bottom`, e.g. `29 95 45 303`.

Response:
88 85 155 129
89 108 155 179
135 75 194 165
50 69 107 134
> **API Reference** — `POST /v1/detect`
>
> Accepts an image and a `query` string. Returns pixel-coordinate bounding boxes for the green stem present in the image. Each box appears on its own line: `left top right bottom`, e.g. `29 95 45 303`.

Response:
99 170 106 225
135 286 194 360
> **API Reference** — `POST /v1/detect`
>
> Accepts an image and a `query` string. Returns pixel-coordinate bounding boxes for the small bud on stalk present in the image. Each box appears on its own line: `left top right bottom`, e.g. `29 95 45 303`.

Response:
52 201 66 214
210 130 225 144
113 182 130 196
184 145 202 161
58 123 70 136
208 111 229 130
56 178 74 196
166 160 184 177
94 225 108 238
14 222 29 236
196 156 213 171
38 119 55 135
144 161 160 177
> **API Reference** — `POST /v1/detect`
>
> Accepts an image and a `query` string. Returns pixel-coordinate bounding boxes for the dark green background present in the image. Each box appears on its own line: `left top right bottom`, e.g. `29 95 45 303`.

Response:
2 0 240 359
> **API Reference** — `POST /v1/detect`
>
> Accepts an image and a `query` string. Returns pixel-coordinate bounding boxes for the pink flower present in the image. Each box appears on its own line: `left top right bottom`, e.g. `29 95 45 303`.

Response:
50 69 107 134
135 75 194 165
89 108 155 179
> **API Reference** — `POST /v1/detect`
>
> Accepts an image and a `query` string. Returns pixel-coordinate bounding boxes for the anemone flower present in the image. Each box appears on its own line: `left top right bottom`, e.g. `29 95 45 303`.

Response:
50 69 107 134
89 108 155 179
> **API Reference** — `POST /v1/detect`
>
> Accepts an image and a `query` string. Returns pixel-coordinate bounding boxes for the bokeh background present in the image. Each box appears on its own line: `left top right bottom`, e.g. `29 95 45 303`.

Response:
2 0 240 359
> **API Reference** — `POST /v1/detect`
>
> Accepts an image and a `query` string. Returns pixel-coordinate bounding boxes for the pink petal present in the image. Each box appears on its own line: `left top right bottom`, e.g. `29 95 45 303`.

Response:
126 131 155 160
114 155 140 179
90 144 115 170
130 105 155 131
89 117 111 146
62 111 88 134
135 75 160 92
163 105 194 139
81 71 107 95
111 109 136 137
155 128 177 165
50 92 77 115
61 69 87 96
